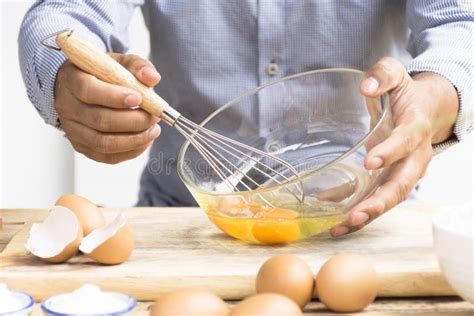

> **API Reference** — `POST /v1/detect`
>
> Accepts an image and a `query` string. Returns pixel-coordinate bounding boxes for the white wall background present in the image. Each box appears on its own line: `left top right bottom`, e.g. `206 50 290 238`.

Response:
0 1 472 208
0 0 150 207
1 0 74 208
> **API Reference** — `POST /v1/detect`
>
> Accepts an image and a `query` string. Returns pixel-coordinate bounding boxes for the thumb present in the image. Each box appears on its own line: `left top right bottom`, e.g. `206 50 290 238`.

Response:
109 53 161 87
360 57 410 97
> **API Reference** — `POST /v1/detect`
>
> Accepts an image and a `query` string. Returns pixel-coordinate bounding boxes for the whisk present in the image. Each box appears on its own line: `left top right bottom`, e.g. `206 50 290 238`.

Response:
42 29 304 204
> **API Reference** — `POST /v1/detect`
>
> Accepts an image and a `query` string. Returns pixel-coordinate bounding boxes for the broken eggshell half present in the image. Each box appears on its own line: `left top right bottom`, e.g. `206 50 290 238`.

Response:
79 213 134 265
55 194 105 236
25 205 83 263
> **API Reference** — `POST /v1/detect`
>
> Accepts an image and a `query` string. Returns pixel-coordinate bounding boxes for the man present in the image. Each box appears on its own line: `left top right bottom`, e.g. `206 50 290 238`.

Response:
19 1 472 237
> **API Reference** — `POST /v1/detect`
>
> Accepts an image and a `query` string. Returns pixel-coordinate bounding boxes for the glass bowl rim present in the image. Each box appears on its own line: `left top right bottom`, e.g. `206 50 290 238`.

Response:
177 67 390 197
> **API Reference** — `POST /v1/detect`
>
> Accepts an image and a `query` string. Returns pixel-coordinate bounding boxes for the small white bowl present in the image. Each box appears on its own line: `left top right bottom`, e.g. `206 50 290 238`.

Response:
41 291 136 315
0 291 34 316
433 203 474 303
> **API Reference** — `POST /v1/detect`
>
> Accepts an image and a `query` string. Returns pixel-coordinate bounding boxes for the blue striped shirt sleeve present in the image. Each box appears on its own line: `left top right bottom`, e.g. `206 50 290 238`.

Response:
405 0 474 152
18 0 141 128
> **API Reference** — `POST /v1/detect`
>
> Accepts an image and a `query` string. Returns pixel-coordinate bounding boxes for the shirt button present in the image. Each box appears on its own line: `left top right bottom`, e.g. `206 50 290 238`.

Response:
266 141 281 153
267 62 279 76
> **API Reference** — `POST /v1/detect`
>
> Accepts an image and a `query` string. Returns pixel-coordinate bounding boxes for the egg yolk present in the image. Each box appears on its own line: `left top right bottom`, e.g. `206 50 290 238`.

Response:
207 213 256 242
252 208 301 244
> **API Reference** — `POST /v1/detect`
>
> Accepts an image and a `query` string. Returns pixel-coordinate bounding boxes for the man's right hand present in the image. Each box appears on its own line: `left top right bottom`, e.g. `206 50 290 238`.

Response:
54 53 162 164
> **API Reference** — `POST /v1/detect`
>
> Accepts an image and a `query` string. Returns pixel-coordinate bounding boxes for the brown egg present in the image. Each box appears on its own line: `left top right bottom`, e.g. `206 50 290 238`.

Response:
256 254 314 308
316 253 378 312
230 293 302 316
79 213 133 265
150 289 228 316
25 206 83 263
56 194 105 235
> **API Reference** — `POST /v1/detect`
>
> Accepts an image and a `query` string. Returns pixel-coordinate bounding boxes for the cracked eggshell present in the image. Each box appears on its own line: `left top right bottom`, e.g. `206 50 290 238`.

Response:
25 206 83 263
79 213 133 265
56 194 105 236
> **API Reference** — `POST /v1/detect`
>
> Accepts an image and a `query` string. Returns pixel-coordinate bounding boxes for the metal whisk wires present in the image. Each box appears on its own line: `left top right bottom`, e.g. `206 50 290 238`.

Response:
175 116 304 203
40 28 304 206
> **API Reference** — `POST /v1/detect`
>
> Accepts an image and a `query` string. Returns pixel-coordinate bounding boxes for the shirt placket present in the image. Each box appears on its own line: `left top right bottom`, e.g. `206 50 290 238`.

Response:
257 0 286 137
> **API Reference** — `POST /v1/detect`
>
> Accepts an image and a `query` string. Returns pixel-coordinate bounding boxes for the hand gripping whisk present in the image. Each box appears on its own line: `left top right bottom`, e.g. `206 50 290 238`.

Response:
42 29 304 205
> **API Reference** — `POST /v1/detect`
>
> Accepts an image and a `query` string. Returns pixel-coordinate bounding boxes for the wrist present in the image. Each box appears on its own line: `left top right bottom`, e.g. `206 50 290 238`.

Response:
412 72 459 144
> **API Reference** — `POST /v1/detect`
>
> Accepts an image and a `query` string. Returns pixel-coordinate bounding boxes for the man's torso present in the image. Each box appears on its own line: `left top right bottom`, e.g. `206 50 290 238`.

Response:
137 0 411 206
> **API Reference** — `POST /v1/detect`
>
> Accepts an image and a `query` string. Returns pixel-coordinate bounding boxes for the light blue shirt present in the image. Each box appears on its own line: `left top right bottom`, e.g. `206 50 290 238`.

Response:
19 0 473 206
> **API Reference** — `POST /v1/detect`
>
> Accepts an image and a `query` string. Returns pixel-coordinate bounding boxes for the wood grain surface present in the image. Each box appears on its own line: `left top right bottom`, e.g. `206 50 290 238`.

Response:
0 206 460 300
0 206 473 314
0 205 456 301
25 298 474 316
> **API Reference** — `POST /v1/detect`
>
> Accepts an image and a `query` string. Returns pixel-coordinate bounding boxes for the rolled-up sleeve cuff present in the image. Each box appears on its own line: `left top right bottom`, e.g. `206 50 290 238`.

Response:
406 59 473 154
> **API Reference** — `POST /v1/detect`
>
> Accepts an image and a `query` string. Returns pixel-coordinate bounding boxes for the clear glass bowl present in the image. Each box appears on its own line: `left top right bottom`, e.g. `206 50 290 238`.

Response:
178 68 393 244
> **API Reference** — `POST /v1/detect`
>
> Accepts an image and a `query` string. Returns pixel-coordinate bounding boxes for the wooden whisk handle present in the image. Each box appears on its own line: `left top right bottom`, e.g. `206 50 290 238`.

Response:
55 31 170 119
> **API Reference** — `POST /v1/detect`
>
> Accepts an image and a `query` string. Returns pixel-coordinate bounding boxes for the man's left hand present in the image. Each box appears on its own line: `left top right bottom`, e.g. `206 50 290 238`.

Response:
330 57 459 237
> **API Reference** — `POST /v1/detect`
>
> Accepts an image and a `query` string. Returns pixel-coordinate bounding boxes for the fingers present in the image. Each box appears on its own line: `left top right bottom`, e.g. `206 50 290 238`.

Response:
317 180 357 202
81 106 159 133
55 82 159 133
365 119 432 169
62 120 161 154
72 142 152 165
110 53 161 87
330 201 384 237
360 57 410 97
66 102 159 133
61 52 161 111
366 147 431 211
62 63 142 109
56 57 162 165
330 146 432 237
332 57 438 237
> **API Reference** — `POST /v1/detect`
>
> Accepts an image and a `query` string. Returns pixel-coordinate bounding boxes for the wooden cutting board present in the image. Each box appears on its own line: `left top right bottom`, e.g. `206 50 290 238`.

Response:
0 205 454 301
